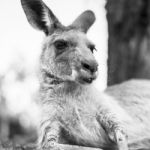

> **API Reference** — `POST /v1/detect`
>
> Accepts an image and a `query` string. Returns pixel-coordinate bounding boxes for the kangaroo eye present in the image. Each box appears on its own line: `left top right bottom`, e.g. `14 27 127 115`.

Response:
54 40 68 50
88 44 96 53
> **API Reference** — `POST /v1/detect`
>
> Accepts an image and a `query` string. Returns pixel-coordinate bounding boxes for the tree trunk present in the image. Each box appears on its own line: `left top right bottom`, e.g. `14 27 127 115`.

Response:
106 0 150 85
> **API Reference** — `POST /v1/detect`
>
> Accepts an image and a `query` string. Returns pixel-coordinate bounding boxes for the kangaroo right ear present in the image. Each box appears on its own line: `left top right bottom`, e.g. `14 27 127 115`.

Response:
21 0 62 34
71 10 96 33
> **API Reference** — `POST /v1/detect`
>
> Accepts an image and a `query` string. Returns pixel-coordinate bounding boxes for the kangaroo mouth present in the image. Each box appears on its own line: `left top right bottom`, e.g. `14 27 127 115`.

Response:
78 72 97 84
76 68 97 84
44 69 97 85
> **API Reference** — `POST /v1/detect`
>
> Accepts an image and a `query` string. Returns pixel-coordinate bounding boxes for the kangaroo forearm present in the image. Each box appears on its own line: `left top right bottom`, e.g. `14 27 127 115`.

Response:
96 107 121 132
38 119 60 149
96 106 128 150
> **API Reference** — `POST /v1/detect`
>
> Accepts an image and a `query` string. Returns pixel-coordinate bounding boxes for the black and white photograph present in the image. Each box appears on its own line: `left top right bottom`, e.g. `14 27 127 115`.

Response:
0 0 150 150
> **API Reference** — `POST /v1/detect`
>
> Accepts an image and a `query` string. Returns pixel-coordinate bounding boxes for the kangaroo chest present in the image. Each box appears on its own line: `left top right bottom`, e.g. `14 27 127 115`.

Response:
59 97 99 128
58 97 110 147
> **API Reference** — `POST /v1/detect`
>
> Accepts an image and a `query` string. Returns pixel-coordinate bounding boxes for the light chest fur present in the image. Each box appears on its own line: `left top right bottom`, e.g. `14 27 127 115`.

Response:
40 83 128 148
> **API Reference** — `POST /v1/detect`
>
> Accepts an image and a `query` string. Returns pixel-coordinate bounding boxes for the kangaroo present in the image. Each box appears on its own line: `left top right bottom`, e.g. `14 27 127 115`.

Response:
21 0 150 150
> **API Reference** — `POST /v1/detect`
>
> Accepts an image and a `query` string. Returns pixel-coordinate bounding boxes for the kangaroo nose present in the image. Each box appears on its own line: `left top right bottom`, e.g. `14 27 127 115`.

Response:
81 61 98 73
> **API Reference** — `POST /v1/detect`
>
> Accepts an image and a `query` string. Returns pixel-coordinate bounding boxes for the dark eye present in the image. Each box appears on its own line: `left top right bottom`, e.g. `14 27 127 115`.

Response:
54 40 68 50
88 44 96 53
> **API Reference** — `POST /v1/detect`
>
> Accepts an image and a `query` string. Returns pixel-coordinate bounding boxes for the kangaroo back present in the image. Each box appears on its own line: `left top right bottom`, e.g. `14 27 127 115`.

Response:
106 79 150 147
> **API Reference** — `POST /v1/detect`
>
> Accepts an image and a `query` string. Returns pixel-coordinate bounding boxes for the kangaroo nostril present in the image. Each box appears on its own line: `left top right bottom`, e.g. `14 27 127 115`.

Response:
82 62 91 71
81 62 98 73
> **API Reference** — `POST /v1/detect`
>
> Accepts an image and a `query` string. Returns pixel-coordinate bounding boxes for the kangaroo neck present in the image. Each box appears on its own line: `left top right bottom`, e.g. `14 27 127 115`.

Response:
40 70 87 97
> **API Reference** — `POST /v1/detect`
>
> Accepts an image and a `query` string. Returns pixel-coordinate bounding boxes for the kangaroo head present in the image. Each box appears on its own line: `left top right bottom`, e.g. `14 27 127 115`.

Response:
21 0 98 84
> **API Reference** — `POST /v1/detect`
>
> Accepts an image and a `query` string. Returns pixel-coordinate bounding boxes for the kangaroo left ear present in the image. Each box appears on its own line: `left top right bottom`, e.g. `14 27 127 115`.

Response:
21 0 63 35
71 10 96 33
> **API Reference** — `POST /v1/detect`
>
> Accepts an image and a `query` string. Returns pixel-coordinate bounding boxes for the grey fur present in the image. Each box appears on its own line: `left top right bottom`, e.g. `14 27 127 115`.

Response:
21 0 150 150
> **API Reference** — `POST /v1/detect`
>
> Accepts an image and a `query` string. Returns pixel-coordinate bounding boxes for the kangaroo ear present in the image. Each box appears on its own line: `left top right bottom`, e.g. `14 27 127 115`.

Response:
71 10 96 33
21 0 62 34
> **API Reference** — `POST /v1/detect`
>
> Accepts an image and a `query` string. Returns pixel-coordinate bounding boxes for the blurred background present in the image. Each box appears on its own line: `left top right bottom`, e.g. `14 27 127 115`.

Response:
1 0 150 148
